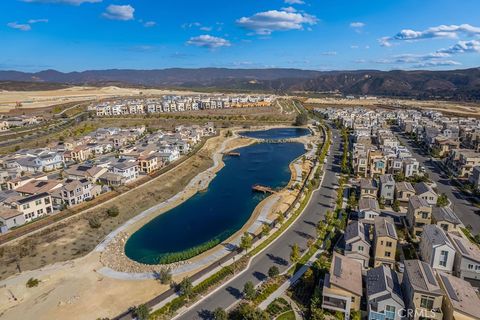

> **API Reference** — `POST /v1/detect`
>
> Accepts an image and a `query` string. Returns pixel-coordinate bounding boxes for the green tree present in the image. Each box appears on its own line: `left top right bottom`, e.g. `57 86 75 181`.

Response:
243 281 256 301
268 265 280 278
294 113 308 126
276 211 285 225
106 205 119 217
157 267 172 285
213 307 228 320
392 199 400 212
229 302 269 320
133 304 150 320
436 193 449 207
290 243 300 264
179 277 193 298
347 192 357 211
26 278 40 288
239 232 253 253
261 224 271 238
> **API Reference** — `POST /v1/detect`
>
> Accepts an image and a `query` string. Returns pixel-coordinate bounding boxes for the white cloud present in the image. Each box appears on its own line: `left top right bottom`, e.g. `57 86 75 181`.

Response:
414 60 461 68
379 24 480 46
143 21 156 27
7 22 31 31
237 9 318 35
102 4 134 21
22 0 101 4
186 35 231 48
321 51 337 56
200 26 212 31
350 45 359 49
28 19 49 23
7 19 48 31
284 0 304 4
350 22 365 28
281 6 297 13
438 40 480 54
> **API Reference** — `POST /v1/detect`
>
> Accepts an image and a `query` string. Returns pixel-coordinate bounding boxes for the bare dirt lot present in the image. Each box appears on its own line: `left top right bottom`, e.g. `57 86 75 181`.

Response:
0 86 199 113
305 97 480 117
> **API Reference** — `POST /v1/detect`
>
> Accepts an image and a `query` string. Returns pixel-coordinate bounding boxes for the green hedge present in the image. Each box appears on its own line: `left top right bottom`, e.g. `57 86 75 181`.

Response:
155 238 221 264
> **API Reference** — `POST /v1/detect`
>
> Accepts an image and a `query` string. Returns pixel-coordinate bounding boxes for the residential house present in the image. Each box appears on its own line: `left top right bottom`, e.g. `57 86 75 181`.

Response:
373 216 398 268
431 207 462 233
369 150 387 177
395 181 416 204
366 265 405 320
379 174 395 205
402 259 444 320
403 158 420 178
360 178 378 199
358 198 381 221
0 192 53 229
344 221 371 268
15 179 62 196
437 272 480 320
64 164 107 182
419 225 456 273
414 182 438 206
98 172 126 187
448 232 480 286
407 196 432 237
322 253 363 320
109 158 138 183
59 179 100 207
468 166 480 190
138 153 161 174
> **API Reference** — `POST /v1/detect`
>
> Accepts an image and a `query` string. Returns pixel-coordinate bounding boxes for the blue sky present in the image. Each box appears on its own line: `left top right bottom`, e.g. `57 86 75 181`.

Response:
1 0 479 72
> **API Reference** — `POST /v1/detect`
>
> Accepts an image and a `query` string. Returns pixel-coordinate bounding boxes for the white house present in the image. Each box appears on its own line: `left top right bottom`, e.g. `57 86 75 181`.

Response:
419 225 456 273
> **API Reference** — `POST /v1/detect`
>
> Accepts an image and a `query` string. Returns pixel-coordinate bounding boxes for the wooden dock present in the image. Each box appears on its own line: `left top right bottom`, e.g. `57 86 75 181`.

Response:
252 184 276 194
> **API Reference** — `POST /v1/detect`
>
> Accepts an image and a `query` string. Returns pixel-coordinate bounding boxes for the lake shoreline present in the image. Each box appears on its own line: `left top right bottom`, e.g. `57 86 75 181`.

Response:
99 126 313 274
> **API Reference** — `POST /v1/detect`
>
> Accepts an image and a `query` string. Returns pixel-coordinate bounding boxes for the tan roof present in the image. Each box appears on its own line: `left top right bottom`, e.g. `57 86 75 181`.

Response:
0 206 22 220
396 181 415 193
438 272 480 319
448 232 480 263
328 253 362 296
15 179 61 195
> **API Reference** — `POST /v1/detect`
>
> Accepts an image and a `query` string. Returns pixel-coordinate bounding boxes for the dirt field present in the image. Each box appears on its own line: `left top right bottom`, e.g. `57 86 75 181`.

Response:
305 97 480 117
0 86 200 113
0 133 228 281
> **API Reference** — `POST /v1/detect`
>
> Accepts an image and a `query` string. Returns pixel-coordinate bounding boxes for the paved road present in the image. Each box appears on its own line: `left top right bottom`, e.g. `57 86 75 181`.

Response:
177 126 342 319
394 129 480 233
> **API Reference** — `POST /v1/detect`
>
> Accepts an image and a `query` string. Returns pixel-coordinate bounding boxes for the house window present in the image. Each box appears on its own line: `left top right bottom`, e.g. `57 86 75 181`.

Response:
420 296 435 310
358 245 364 252
35 199 42 206
468 264 474 270
22 204 30 210
385 251 391 257
439 250 448 267
386 241 393 247
421 212 429 219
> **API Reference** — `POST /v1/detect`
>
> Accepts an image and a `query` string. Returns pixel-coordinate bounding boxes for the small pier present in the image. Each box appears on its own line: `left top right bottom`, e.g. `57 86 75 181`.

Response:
224 151 241 157
252 184 276 194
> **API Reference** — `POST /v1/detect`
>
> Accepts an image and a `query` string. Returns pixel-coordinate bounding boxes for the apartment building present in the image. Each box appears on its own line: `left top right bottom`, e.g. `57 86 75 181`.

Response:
448 232 480 286
437 272 480 320
407 196 432 237
366 265 405 320
322 253 363 320
373 216 398 268
402 260 444 320
344 221 371 268
419 225 456 273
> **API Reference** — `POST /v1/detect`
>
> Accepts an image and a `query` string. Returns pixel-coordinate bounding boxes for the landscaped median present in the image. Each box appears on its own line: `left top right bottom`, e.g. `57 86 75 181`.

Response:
145 125 330 320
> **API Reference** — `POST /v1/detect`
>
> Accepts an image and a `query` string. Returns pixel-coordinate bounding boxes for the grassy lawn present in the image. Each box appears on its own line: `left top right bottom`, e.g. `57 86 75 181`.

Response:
277 310 296 320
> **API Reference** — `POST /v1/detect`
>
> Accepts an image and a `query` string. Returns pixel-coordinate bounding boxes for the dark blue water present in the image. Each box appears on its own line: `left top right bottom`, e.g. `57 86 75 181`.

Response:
125 131 306 264
239 127 310 139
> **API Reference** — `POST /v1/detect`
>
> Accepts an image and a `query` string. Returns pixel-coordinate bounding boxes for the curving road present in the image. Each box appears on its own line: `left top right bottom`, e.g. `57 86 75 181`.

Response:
176 126 342 319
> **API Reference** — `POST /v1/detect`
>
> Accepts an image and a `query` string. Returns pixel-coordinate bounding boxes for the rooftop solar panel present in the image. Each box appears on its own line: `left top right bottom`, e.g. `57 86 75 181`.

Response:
386 222 396 238
333 256 342 277
454 238 469 255
441 275 459 302
423 263 437 286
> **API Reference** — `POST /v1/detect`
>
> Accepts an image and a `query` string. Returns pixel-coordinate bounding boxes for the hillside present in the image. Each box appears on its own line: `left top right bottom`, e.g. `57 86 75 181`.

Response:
0 67 479 100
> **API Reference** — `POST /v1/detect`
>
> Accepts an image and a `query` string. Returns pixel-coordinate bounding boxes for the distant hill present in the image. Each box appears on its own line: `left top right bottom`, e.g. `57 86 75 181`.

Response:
0 67 479 100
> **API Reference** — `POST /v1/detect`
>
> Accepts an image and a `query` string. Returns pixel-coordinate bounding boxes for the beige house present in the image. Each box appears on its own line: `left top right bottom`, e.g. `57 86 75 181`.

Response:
432 206 462 233
138 153 161 174
322 253 362 319
437 272 480 320
407 195 432 237
360 178 378 199
1 192 53 229
373 216 398 268
395 181 416 203
402 259 444 320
